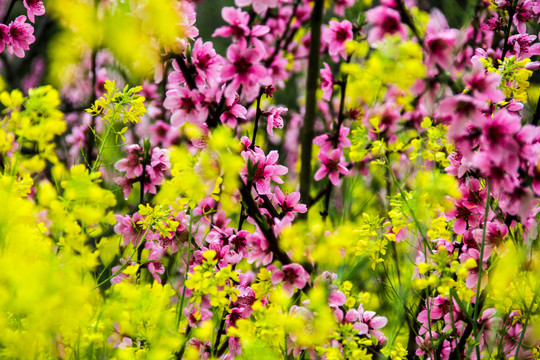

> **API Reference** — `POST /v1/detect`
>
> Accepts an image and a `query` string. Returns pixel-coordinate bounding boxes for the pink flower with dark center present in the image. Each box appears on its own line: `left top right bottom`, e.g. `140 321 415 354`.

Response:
271 263 310 297
438 94 487 139
246 230 273 266
463 59 504 103
318 126 351 153
266 107 287 136
6 16 35 58
191 38 223 87
113 212 149 246
274 186 307 221
323 20 353 59
334 0 355 16
349 304 388 345
23 0 45 23
222 38 268 101
212 7 251 39
320 62 334 101
425 28 459 68
114 144 144 179
145 241 166 283
164 87 208 127
235 0 279 14
241 147 288 194
446 201 479 234
149 120 179 147
220 93 247 128
507 34 540 59
0 24 10 53
314 149 350 186
365 6 407 43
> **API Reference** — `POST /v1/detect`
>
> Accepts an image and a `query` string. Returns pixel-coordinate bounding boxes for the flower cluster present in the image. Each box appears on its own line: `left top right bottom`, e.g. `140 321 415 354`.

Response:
0 0 539 359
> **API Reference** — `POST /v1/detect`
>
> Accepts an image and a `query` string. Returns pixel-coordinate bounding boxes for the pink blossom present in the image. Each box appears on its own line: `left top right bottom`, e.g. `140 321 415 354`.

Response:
6 16 35 58
220 93 247 128
313 126 351 152
365 6 407 43
349 304 388 345
320 62 334 101
145 241 166 283
438 94 487 140
274 186 307 221
241 147 288 194
333 0 355 16
212 7 251 39
266 107 287 136
271 263 310 297
191 38 223 87
425 28 460 68
235 0 279 14
246 231 273 266
164 87 208 127
221 39 268 101
463 58 504 103
23 0 45 23
114 144 144 179
328 290 347 307
0 24 9 53
314 149 350 186
149 120 179 147
107 323 133 349
323 20 353 60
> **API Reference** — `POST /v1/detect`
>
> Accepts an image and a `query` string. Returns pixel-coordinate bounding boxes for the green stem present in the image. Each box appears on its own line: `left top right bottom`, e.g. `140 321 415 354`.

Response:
90 103 119 174
514 287 538 359
93 221 154 289
177 210 194 330
472 182 490 358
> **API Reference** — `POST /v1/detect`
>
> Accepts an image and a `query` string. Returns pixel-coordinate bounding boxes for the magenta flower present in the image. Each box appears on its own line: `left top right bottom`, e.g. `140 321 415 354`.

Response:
314 149 350 186
323 20 353 60
346 304 388 345
241 147 288 194
221 38 268 101
365 6 407 43
328 290 347 307
271 263 310 297
313 126 351 153
438 94 487 139
114 144 144 179
191 38 223 87
23 0 45 23
425 28 459 68
107 323 133 349
220 93 247 128
235 0 279 14
6 16 35 58
0 24 10 53
145 241 166 283
246 230 273 266
320 62 334 101
163 87 208 127
149 120 179 148
266 107 287 136
212 7 251 39
463 58 504 103
333 0 355 16
274 186 307 221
